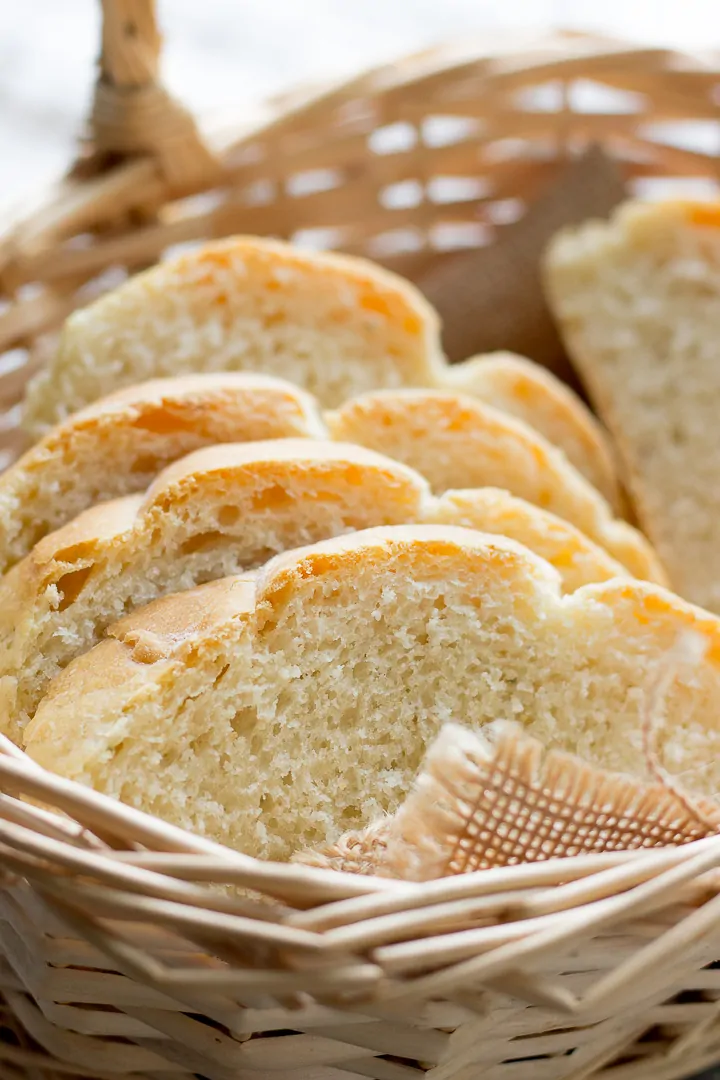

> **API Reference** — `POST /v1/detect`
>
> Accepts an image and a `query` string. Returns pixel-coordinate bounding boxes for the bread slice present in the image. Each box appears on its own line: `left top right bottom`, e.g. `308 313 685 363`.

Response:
19 237 620 509
544 199 720 612
0 441 631 744
0 373 325 574
444 351 621 508
328 390 665 582
25 525 720 861
23 236 444 433
427 488 629 592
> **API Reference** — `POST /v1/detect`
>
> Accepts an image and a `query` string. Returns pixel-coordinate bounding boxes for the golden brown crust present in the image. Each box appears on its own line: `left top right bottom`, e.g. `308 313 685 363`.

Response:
109 575 257 655
140 438 425 510
431 487 630 593
41 523 720 679
20 234 620 511
1 391 662 744
256 525 560 620
29 497 141 565
59 372 323 429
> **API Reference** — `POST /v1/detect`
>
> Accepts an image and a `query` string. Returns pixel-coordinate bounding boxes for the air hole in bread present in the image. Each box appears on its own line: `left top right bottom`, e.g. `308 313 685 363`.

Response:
130 407 196 436
213 663 230 688
229 707 257 738
56 566 93 611
179 531 226 555
130 454 160 475
217 505 241 527
190 732 213 755
249 484 294 511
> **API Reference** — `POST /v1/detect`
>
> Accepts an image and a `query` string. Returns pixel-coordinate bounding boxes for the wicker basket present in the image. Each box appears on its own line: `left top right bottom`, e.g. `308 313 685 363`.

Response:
4 4 720 1078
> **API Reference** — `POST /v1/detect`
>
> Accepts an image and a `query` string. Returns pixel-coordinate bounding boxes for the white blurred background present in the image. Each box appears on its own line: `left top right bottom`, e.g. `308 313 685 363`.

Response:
0 0 717 204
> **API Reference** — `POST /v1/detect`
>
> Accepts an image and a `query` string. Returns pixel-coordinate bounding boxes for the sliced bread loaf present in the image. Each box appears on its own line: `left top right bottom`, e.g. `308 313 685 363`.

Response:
25 525 720 860
0 373 324 573
545 199 720 612
20 236 620 510
328 390 665 582
0 441 630 744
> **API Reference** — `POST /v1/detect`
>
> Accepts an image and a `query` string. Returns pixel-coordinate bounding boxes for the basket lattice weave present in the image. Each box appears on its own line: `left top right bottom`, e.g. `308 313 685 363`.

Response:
3 3 720 1078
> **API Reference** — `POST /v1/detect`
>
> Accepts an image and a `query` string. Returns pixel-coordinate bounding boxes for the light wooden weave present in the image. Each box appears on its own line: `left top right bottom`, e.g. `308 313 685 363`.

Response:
3 4 720 1079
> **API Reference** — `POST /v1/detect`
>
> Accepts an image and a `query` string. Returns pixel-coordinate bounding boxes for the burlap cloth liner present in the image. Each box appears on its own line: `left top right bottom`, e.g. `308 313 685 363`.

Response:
296 635 720 880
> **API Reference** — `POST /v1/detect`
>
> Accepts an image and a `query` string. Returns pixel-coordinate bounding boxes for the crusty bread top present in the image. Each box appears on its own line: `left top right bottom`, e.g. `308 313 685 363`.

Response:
4 437 629 631
3 364 629 577
548 199 720 260
139 437 425 513
0 434 638 748
58 372 326 434
112 575 258 657
29 497 141 565
44 522 720 686
0 438 429 655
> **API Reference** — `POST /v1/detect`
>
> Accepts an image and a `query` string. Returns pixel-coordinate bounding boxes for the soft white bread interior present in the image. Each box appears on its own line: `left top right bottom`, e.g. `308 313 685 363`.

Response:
545 199 720 612
328 389 665 582
25 525 720 861
20 236 620 510
0 373 325 574
23 236 444 432
444 351 621 508
0 441 630 744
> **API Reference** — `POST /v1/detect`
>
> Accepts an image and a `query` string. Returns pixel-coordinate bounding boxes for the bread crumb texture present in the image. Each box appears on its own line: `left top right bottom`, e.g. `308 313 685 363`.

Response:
545 198 720 612
25 525 720 862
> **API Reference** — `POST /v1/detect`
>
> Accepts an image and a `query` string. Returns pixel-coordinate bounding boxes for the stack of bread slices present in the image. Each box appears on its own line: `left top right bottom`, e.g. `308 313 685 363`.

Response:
7 218 720 864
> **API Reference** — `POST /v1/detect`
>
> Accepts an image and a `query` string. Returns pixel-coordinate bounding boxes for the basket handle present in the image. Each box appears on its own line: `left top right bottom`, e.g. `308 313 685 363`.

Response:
77 0 218 190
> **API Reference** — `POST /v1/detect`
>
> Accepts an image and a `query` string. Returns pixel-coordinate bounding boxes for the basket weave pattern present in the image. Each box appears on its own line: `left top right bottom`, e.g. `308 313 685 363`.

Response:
2 4 720 1078
5 726 720 1080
